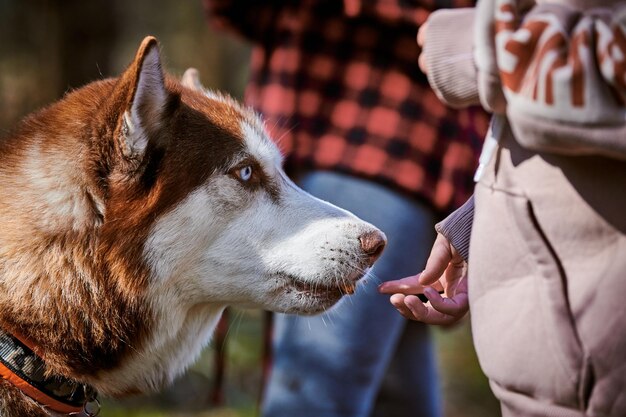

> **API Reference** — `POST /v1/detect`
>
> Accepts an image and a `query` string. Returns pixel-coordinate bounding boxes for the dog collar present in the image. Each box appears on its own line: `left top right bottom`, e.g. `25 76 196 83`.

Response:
0 327 99 415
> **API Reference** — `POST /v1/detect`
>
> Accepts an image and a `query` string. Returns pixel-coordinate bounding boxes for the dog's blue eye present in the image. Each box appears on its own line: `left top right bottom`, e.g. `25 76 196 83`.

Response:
239 166 253 182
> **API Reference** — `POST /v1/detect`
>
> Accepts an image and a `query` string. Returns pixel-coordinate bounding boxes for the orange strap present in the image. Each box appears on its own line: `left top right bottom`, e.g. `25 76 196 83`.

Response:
0 327 83 414
0 360 82 414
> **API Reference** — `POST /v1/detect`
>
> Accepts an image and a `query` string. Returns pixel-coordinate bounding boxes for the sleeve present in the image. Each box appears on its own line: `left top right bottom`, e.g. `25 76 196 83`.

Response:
435 195 474 262
423 8 481 109
476 0 626 159
203 0 284 43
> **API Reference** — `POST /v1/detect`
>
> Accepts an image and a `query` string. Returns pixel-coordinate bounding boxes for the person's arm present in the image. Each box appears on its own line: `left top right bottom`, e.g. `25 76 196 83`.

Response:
379 197 473 325
203 0 285 43
420 9 481 109
434 195 473 261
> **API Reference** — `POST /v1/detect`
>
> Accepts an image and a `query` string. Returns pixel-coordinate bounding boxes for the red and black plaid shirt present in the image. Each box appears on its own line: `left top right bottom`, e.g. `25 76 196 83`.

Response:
205 0 489 213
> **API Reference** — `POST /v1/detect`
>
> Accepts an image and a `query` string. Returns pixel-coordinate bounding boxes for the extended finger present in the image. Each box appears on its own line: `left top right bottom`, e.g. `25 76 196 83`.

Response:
379 275 424 294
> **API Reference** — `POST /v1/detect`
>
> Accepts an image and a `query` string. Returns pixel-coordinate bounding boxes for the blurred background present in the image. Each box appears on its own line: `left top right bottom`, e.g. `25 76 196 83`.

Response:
0 1 500 416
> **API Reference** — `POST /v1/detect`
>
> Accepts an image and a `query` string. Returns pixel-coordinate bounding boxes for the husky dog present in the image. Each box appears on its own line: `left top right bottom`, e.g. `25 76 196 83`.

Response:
0 37 386 416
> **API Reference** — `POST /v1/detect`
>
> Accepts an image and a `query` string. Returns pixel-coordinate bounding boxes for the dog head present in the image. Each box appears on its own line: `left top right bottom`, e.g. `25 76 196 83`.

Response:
125 38 387 315
0 36 386 397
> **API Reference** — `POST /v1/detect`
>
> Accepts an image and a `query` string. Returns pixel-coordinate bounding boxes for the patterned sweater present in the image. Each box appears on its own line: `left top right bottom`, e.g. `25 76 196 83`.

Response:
204 0 490 213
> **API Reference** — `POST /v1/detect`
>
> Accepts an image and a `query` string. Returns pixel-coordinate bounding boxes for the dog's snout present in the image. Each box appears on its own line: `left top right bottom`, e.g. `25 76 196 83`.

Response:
358 230 386 263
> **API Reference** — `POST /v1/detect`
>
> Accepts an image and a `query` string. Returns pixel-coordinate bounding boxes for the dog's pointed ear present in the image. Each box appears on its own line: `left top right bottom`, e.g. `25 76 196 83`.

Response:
119 36 169 160
181 68 205 91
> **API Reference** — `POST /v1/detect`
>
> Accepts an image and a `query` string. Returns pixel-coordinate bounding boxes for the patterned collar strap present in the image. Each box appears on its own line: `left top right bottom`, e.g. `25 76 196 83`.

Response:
0 327 96 415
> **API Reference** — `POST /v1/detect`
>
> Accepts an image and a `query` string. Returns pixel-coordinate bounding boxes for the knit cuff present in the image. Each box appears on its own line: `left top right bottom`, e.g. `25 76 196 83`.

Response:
423 9 480 109
435 195 474 262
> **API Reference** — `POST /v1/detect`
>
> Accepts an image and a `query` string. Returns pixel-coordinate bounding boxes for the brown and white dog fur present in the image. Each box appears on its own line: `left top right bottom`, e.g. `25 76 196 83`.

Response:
0 37 386 416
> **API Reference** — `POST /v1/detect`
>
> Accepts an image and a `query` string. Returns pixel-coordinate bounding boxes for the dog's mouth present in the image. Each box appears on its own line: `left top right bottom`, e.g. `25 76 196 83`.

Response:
275 272 364 300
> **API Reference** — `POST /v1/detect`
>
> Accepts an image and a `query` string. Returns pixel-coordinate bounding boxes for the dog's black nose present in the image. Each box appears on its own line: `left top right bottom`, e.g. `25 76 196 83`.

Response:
359 230 387 264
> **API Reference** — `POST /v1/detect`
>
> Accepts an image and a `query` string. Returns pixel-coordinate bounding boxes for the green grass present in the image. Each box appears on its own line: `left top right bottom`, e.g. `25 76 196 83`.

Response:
433 318 501 417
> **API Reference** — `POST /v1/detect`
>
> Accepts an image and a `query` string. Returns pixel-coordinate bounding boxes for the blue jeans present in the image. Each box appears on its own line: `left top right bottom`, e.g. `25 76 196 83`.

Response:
261 171 441 417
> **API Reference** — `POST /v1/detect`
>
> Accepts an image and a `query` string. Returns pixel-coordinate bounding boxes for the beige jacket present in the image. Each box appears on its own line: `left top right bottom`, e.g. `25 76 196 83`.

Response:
425 1 626 416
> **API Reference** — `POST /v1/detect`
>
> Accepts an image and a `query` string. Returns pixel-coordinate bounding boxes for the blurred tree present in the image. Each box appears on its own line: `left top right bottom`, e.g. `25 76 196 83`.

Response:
0 0 250 131
0 0 61 129
53 0 119 95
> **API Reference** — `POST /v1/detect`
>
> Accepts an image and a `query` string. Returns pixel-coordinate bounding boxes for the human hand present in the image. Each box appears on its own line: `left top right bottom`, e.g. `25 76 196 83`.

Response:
417 22 428 74
378 233 468 325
